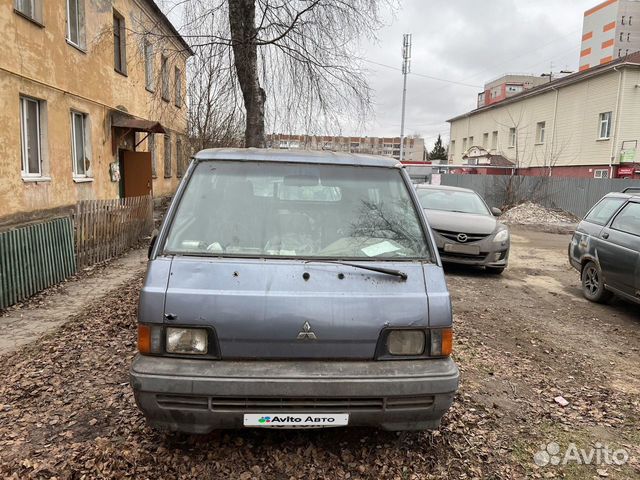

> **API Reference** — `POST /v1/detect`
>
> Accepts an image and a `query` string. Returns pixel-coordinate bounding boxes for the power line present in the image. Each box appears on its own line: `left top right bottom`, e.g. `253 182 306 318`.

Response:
359 58 482 89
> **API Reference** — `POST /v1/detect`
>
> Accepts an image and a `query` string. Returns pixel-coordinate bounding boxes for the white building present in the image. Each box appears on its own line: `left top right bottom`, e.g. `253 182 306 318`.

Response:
447 53 640 179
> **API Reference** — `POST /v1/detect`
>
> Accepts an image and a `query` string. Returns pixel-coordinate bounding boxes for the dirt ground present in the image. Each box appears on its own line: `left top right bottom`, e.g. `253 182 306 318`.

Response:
0 228 638 479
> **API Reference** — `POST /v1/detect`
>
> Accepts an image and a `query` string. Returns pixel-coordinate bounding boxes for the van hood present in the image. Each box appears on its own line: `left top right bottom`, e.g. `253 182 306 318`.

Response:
157 256 444 360
424 209 497 235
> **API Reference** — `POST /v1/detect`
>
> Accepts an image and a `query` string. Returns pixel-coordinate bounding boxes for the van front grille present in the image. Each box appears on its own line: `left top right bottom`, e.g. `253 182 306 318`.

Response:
156 395 435 412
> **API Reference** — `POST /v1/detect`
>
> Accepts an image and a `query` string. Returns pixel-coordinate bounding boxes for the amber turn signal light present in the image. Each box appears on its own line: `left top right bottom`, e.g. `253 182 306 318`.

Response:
137 324 151 354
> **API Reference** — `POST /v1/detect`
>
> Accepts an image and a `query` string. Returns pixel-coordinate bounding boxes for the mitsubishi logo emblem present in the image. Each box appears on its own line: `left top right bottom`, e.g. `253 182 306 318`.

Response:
457 233 468 243
296 321 317 340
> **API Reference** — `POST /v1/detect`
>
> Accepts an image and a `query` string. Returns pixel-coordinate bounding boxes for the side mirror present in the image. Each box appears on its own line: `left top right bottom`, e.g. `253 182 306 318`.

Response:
491 207 502 217
148 234 158 259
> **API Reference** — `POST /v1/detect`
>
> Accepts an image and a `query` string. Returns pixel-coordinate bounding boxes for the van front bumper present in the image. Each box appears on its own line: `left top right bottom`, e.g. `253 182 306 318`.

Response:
130 355 459 433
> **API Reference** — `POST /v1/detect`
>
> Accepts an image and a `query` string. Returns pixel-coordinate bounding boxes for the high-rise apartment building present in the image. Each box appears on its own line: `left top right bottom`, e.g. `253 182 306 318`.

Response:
580 0 640 71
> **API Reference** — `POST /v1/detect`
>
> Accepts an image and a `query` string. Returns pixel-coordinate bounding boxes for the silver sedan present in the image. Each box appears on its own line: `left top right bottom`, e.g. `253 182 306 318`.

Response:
416 185 510 274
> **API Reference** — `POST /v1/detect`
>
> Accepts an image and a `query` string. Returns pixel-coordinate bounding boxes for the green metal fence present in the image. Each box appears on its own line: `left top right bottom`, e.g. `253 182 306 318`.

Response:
0 217 76 310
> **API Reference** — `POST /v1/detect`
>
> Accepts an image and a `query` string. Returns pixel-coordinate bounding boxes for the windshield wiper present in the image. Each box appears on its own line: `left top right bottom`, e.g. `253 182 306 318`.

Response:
304 260 408 281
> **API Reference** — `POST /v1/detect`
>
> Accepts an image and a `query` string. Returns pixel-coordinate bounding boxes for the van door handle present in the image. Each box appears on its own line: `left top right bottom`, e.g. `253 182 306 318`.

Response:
602 232 609 239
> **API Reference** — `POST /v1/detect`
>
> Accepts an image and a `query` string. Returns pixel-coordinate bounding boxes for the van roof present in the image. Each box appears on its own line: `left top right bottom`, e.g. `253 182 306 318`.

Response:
193 148 401 168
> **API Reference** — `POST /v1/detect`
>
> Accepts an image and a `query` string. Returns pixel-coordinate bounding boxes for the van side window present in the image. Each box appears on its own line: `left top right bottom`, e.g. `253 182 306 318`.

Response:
610 202 640 236
584 197 626 225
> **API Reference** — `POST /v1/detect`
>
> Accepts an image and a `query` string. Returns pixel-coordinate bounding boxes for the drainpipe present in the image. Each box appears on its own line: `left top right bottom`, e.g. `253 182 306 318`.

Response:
610 67 625 178
549 87 559 177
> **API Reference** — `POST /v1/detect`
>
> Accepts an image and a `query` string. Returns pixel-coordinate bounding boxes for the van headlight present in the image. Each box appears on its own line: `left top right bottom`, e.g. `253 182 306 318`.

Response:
387 330 425 355
166 327 208 354
493 229 509 243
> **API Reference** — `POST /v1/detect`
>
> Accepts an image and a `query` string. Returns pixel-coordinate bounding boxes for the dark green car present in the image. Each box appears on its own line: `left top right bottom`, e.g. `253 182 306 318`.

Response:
569 188 640 305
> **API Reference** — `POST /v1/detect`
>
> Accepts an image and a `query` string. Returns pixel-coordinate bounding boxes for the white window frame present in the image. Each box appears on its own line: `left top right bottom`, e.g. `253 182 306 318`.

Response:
594 169 609 179
71 110 90 178
20 96 42 178
536 122 546 144
144 39 154 91
491 131 498 150
468 136 474 147
66 0 85 49
15 0 42 23
482 133 488 148
598 112 612 140
449 140 455 156
509 127 516 148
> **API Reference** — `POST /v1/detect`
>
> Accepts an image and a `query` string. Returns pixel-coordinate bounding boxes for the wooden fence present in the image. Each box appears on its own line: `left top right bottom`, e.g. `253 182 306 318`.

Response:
74 195 154 269
0 217 76 310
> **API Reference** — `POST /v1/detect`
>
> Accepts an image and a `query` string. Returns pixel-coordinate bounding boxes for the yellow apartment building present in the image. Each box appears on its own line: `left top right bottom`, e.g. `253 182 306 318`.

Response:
0 0 192 226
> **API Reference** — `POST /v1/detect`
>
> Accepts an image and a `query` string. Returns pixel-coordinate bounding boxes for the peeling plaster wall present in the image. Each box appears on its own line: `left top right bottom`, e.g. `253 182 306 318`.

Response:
0 0 189 222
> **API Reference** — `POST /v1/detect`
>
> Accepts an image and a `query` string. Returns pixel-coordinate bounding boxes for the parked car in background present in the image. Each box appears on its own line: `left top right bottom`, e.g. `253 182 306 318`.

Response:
568 188 640 305
415 185 510 274
131 149 459 433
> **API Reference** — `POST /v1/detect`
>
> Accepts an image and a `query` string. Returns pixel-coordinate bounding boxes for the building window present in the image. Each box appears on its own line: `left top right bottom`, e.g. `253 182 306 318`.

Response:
449 140 455 156
20 96 43 177
509 127 516 147
619 48 623 57
620 31 624 41
70 111 91 177
174 67 182 107
176 137 183 177
15 0 43 24
462 138 467 152
164 134 172 177
161 55 170 101
66 0 85 48
144 39 154 91
468 136 474 146
149 134 156 178
491 131 498 150
482 133 488 148
594 169 609 179
598 112 612 139
113 10 127 74
629 17 633 26
627 33 630 42
536 122 546 144
622 16 625 25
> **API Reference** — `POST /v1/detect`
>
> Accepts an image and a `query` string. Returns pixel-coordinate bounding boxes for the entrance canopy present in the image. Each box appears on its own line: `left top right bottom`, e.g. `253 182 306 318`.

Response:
111 112 165 134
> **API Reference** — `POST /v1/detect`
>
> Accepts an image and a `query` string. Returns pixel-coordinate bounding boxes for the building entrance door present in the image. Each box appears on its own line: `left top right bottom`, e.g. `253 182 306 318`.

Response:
120 151 153 197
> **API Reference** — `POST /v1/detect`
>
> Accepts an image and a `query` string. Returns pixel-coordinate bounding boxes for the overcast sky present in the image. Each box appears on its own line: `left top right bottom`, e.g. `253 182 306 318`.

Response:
160 0 596 149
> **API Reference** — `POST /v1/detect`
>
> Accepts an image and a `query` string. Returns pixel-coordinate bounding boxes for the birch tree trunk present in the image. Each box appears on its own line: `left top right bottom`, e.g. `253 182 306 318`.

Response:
228 0 266 147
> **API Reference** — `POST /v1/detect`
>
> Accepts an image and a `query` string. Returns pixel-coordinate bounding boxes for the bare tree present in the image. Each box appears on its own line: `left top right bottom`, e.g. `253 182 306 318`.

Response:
161 0 395 147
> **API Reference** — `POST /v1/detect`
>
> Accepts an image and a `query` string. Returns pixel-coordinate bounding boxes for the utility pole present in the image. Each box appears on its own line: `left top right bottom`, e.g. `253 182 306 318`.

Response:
399 33 411 162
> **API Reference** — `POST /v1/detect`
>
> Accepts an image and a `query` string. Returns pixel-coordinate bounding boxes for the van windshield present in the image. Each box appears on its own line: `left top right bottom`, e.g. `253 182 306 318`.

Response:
163 161 430 260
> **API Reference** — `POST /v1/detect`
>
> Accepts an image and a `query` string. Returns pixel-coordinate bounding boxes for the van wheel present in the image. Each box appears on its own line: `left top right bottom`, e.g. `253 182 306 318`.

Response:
581 261 613 303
